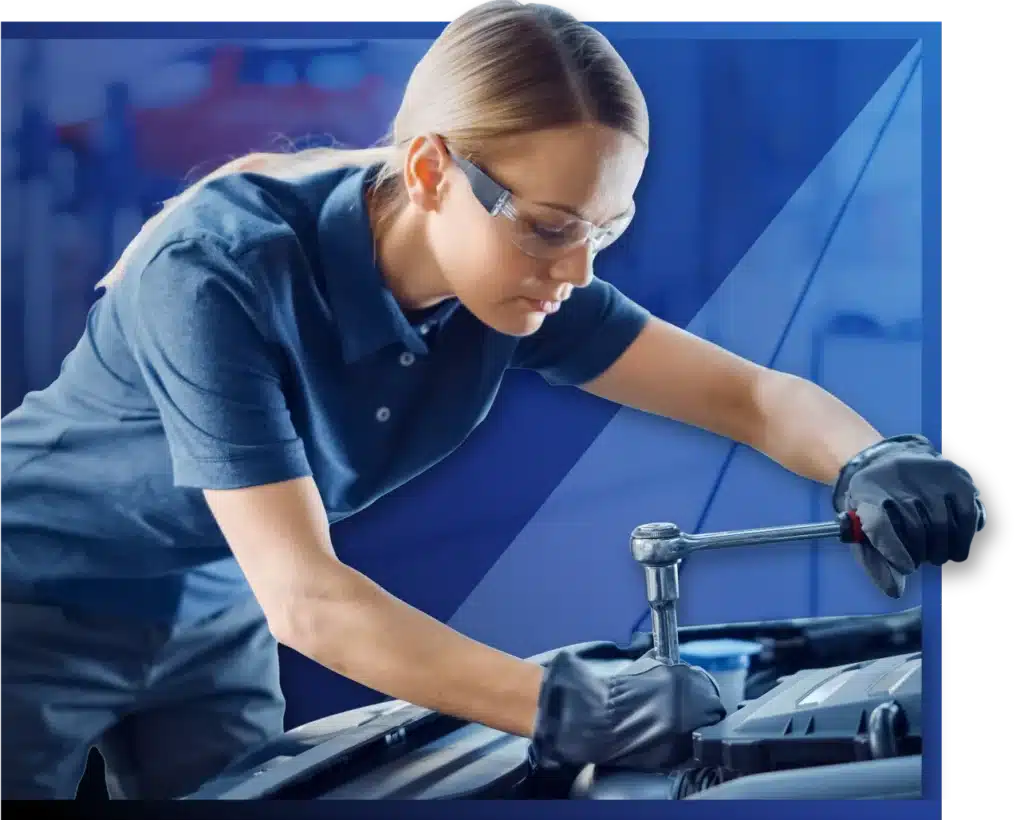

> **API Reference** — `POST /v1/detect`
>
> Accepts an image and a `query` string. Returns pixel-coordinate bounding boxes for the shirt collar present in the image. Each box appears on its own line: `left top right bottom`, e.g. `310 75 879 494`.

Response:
317 163 460 364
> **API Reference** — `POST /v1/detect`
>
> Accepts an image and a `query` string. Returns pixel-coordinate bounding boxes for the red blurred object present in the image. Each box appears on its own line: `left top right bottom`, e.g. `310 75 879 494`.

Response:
56 46 393 177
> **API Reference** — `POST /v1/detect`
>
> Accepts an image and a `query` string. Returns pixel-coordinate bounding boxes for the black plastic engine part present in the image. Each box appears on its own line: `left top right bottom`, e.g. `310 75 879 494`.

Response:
311 724 532 800
188 701 534 800
570 763 733 800
683 755 921 799
569 765 684 800
570 756 920 801
692 651 921 774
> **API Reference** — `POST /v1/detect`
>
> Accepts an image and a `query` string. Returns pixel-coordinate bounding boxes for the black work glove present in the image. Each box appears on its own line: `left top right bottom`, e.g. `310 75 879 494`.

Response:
530 650 726 771
832 434 983 598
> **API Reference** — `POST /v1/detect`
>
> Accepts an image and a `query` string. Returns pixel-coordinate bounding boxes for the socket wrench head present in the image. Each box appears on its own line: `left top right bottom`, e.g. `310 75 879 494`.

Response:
630 522 685 566
644 564 680 605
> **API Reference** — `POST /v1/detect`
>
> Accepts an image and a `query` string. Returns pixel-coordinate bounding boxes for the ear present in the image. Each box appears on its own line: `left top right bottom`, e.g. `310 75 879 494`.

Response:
402 134 451 211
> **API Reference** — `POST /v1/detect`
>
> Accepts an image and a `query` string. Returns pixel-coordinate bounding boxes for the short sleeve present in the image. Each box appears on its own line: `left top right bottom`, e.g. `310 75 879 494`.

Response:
128 237 312 490
510 276 651 386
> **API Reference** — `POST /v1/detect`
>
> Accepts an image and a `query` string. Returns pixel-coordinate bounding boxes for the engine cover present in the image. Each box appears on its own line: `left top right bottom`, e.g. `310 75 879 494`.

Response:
692 651 921 775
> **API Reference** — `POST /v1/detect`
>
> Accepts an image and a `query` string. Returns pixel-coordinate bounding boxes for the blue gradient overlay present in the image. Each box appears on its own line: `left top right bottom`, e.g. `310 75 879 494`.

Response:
1 20 943 812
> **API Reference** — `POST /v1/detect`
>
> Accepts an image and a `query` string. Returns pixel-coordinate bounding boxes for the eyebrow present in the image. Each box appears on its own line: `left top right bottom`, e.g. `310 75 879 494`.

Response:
534 200 635 225
535 200 585 219
481 159 632 224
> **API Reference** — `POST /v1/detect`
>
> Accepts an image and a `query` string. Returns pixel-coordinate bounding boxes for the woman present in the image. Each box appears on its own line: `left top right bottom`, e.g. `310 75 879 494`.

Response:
1 0 981 800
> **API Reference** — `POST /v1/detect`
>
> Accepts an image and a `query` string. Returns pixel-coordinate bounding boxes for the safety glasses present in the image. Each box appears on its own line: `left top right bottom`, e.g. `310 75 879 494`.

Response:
447 148 635 260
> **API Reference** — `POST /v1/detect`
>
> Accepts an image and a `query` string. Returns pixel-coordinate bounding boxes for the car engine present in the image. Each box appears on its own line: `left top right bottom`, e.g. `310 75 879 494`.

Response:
187 605 924 801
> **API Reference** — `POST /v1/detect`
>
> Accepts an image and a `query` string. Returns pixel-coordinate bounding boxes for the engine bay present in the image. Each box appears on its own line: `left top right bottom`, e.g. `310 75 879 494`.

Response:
187 606 924 800
573 650 922 800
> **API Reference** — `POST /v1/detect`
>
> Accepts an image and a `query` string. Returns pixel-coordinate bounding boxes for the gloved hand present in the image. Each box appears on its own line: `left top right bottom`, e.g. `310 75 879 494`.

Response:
530 649 726 771
832 434 983 598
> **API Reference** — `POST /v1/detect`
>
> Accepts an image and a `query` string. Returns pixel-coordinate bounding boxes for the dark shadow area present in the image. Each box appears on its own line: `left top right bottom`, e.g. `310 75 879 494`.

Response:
75 749 109 801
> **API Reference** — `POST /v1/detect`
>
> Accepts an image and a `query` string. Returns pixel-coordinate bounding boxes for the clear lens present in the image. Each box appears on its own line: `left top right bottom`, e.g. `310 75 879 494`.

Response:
499 198 634 259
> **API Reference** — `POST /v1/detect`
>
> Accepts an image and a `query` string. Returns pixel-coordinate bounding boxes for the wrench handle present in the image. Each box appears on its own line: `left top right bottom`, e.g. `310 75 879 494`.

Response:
838 498 986 543
837 510 865 544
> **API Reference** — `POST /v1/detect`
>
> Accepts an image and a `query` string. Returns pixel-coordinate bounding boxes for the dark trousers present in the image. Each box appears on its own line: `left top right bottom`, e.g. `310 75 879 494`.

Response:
1 594 285 799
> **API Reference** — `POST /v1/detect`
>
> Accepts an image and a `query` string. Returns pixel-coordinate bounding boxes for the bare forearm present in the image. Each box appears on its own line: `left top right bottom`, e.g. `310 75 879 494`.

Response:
278 559 545 738
750 370 883 485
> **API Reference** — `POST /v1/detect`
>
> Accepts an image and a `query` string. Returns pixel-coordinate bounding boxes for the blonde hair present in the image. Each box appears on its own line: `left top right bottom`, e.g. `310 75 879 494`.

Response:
96 0 648 289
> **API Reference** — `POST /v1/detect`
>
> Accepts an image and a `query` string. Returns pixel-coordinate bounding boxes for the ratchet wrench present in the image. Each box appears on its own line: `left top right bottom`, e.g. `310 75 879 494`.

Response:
630 501 986 665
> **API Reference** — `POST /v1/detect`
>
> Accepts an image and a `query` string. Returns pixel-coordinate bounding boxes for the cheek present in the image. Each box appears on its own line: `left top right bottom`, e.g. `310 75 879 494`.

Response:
439 217 537 296
434 200 493 264
481 239 547 306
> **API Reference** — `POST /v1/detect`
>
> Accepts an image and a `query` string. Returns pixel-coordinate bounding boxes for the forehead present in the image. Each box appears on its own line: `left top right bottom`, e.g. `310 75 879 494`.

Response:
480 124 645 221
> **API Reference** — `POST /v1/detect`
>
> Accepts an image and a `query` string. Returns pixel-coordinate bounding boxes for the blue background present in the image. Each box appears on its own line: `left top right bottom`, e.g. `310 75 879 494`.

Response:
1 20 942 809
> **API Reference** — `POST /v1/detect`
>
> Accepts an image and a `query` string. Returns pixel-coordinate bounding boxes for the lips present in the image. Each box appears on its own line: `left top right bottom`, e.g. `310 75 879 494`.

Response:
522 286 571 315
522 297 562 315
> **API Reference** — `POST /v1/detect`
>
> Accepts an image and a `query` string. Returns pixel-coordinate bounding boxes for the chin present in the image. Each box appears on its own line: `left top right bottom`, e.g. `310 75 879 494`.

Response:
493 311 547 337
467 302 547 337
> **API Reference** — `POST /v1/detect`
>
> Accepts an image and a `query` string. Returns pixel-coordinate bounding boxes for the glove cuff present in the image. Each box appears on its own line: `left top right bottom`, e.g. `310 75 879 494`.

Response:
530 652 608 767
531 653 570 760
831 434 938 513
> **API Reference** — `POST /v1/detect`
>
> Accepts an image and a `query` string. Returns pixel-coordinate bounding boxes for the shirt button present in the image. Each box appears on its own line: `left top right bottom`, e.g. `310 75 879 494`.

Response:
375 406 391 423
418 323 431 335
399 351 415 367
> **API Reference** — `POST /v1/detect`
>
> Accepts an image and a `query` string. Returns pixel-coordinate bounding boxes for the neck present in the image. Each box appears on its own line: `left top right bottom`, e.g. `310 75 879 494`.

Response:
372 201 453 311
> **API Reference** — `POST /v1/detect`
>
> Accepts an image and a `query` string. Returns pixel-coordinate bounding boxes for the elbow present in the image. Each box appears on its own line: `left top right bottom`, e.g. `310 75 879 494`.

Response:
258 568 377 669
263 591 317 652
257 572 332 654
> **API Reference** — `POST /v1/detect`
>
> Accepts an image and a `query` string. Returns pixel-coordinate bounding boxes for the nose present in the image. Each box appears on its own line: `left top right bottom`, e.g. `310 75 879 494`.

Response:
548 244 593 289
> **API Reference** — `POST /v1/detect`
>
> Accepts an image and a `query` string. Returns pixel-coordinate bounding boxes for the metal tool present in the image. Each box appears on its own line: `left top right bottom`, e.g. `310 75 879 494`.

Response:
631 501 986 665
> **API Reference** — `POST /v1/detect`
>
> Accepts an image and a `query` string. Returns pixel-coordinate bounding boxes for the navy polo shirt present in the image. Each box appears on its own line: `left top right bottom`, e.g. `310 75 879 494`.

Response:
1 162 651 625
